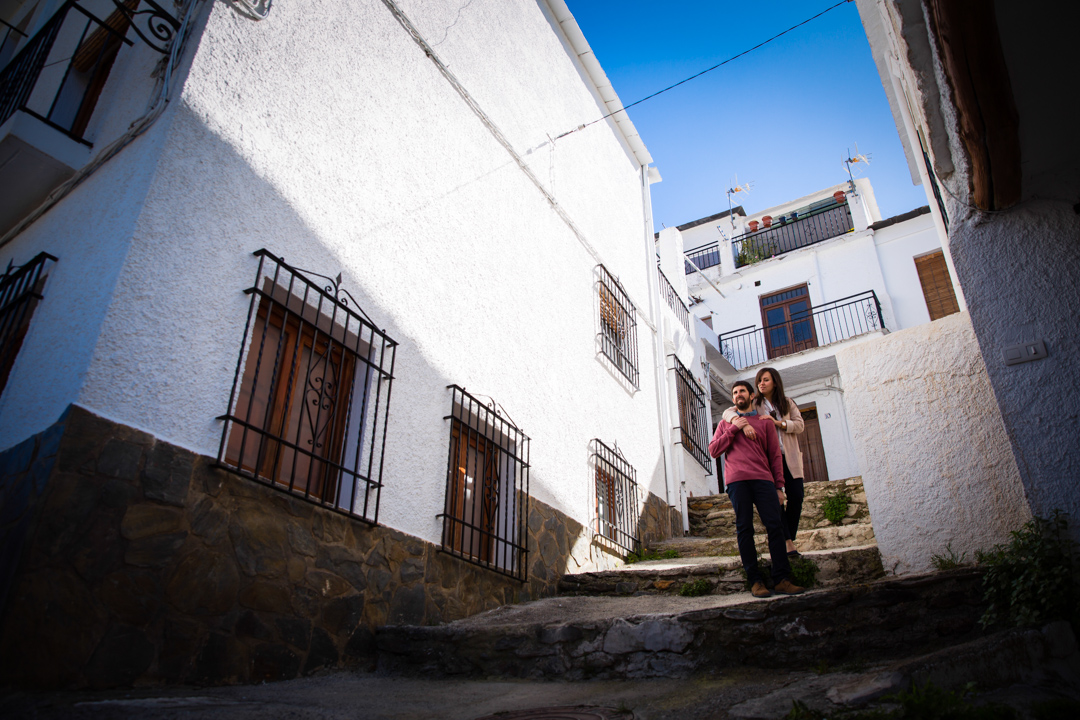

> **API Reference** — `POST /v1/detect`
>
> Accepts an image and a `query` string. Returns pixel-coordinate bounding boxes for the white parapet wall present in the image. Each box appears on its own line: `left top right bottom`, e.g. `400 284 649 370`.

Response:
835 311 1030 574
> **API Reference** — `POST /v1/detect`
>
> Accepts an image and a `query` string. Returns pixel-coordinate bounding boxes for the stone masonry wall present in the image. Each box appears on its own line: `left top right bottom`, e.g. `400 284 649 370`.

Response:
0 406 681 689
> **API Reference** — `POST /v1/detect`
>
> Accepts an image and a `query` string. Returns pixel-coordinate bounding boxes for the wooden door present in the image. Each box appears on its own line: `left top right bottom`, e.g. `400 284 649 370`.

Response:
796 404 830 483
761 285 817 359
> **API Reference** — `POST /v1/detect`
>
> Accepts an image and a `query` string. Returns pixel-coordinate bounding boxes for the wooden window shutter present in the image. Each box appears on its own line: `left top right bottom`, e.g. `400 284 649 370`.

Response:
915 251 960 321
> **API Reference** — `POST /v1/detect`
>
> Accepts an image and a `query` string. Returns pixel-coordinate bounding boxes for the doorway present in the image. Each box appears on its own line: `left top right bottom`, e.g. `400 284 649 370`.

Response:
796 403 830 483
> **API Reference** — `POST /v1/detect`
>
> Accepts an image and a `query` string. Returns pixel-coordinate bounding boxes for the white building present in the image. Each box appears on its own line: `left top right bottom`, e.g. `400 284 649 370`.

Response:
670 178 960 485
0 0 715 687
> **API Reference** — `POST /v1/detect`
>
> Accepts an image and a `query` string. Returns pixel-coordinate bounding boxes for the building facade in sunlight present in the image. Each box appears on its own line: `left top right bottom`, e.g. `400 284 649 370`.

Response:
0 0 713 687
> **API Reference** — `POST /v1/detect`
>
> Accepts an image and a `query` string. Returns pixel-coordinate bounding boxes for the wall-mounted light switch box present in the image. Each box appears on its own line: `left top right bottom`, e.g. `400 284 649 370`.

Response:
1002 339 1048 366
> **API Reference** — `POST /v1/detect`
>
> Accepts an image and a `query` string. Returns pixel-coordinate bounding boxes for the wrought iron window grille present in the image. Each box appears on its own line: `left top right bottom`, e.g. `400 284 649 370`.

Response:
672 355 712 473
0 1 181 144
440 385 530 582
217 249 398 526
0 251 56 398
596 264 639 388
591 439 640 555
656 263 690 334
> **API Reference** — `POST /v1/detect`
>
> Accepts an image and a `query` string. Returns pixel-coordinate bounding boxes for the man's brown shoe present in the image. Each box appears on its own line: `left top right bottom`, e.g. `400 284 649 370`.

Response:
751 582 772 598
773 579 805 595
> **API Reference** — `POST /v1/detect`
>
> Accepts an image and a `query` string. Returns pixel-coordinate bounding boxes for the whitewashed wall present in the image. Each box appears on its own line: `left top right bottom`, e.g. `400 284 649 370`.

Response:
835 312 1030 574
786 378 861 481
874 211 945 329
0 0 672 567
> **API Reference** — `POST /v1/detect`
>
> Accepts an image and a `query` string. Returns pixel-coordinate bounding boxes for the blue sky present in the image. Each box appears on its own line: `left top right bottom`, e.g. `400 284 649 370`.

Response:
564 0 929 231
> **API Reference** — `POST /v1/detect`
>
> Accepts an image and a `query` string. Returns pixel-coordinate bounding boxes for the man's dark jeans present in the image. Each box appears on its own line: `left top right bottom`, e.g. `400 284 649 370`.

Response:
726 479 791 585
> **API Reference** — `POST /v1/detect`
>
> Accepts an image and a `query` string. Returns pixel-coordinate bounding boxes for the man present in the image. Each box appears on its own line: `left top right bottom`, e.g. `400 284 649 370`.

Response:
709 381 804 598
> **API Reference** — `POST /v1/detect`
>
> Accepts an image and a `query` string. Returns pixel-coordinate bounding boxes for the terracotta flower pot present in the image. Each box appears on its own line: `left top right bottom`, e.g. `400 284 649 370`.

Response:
762 215 773 228
748 220 760 232
833 190 847 204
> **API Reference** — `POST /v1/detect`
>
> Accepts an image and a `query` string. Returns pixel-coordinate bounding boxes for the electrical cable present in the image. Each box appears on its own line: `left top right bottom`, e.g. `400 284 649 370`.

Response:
556 0 853 140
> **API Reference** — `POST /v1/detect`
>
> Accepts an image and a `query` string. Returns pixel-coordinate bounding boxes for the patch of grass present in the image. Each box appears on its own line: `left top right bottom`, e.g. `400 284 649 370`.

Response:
932 542 969 570
976 511 1078 629
678 578 711 597
625 548 679 564
821 488 852 525
790 556 820 588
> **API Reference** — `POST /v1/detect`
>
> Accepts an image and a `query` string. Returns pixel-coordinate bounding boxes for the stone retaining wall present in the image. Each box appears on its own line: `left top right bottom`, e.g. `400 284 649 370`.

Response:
0 406 681 689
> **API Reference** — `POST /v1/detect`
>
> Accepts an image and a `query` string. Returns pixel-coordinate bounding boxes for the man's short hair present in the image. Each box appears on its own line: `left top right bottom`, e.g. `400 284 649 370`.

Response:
732 380 754 396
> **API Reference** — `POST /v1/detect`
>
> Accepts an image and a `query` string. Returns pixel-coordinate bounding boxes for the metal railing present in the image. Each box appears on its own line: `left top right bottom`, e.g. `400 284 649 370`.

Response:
0 1 179 142
440 385 530 581
592 439 639 554
672 355 712 473
656 263 689 333
683 200 855 274
717 290 884 370
732 202 853 268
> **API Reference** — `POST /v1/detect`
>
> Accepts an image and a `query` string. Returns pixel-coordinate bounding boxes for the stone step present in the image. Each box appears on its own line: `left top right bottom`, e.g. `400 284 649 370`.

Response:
375 568 988 680
686 477 875 549
557 545 883 598
651 523 877 558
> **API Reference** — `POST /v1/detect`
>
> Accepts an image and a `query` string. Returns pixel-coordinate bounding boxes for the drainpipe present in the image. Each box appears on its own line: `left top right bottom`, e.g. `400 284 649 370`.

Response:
641 165 678 522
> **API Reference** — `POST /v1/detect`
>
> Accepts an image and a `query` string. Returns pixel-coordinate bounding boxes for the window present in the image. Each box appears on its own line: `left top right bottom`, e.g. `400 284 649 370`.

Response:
597 265 639 387
218 250 397 525
915 250 960 321
592 439 639 554
760 284 817 359
672 355 712 473
0 252 56 399
441 385 530 581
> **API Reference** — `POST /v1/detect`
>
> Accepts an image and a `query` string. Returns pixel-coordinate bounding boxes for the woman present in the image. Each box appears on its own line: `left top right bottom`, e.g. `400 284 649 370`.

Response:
722 367 805 556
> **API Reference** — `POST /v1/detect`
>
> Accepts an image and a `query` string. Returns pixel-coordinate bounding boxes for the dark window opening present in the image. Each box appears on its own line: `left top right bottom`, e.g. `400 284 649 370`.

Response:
0 252 56 399
597 265 639 387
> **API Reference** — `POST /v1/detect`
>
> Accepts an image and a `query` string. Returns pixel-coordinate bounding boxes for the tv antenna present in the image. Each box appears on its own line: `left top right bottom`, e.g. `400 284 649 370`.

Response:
843 143 872 193
726 177 753 231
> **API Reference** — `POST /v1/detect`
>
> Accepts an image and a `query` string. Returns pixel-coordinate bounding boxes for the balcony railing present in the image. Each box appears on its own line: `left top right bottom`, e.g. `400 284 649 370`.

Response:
656 263 689 333
0 1 179 143
717 290 884 370
684 200 855 274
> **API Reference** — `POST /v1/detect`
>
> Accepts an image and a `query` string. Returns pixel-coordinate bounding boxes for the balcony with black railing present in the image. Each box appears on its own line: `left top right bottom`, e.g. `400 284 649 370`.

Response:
684 199 855 275
717 290 884 371
0 1 179 234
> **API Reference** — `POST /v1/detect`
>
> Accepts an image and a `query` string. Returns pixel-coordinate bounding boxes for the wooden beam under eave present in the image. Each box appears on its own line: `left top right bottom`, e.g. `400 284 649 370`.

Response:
927 0 1021 211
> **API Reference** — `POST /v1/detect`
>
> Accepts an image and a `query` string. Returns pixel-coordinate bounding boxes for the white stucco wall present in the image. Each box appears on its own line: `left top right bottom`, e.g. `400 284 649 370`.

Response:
1 0 678 570
786 377 861 481
873 211 946 330
835 311 1030 574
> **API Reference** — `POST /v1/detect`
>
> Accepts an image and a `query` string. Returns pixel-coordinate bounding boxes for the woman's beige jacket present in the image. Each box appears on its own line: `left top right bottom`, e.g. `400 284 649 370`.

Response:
721 398 806 478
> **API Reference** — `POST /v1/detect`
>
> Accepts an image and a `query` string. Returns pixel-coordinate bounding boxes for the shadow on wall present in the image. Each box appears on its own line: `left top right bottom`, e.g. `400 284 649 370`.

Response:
0 406 587 689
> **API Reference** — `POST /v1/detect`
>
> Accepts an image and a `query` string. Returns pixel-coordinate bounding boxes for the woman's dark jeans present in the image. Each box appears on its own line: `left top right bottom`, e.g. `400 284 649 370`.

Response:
725 479 791 585
782 455 804 542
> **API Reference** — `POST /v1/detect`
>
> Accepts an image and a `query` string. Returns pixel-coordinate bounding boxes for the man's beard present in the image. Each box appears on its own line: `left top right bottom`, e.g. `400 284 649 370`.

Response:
735 399 751 411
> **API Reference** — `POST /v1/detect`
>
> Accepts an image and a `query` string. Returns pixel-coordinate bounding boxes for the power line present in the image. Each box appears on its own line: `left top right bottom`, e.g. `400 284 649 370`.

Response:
556 0 854 140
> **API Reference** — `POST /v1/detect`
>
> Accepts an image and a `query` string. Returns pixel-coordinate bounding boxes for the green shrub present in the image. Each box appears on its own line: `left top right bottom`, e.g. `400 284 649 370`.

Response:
625 548 679 564
678 578 711 597
931 542 969 570
789 556 820 588
976 511 1077 629
821 489 852 525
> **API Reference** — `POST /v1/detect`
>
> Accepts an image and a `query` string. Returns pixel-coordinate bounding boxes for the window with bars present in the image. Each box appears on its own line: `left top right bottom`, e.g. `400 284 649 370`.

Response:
217 249 397 525
597 265 639 387
441 385 530 581
672 355 712 473
0 252 56 399
592 439 639 554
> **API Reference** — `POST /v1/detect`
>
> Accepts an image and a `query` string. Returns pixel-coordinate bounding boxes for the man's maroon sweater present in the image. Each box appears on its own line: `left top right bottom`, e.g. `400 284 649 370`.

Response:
708 412 784 489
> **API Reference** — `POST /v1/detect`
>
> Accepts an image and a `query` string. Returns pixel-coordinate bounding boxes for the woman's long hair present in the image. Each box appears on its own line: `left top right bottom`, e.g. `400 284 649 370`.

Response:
754 367 791 418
